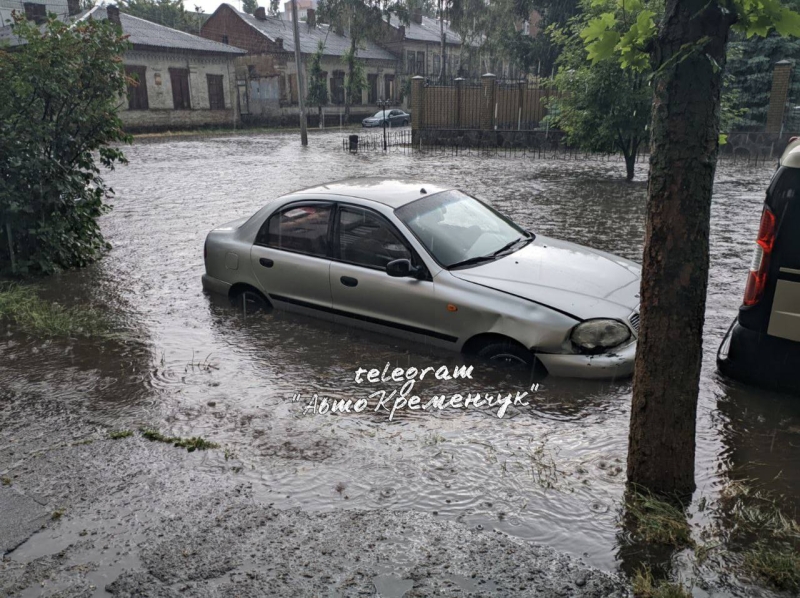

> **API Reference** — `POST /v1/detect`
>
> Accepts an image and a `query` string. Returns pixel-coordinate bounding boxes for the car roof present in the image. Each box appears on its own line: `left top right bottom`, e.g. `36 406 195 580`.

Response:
781 139 800 168
289 178 453 209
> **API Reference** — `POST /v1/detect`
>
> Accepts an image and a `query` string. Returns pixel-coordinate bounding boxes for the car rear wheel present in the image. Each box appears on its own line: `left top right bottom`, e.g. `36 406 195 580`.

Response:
230 287 271 315
402 119 409 126
477 341 535 368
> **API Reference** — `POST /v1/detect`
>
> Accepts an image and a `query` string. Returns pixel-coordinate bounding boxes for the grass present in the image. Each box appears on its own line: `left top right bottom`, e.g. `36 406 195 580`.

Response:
51 508 65 520
743 543 800 593
631 567 691 598
140 429 219 452
0 282 110 338
1 476 11 486
108 430 134 440
625 490 694 549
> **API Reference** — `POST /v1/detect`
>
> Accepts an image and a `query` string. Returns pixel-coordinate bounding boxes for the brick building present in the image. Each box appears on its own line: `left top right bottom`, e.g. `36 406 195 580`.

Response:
200 3 398 125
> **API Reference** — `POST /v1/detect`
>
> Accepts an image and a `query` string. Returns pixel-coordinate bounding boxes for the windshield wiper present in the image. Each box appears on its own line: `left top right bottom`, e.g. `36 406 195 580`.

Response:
447 236 531 270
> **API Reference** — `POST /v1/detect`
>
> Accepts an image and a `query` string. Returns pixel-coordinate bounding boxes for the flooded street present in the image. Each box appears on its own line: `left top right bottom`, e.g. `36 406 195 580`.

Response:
1 128 798 596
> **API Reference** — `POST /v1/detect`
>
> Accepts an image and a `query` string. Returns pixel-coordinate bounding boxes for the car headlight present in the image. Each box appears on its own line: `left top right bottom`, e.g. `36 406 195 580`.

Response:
570 319 631 353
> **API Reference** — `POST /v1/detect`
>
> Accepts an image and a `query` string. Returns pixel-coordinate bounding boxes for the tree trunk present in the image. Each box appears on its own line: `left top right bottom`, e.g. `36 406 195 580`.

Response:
627 0 733 497
344 37 355 121
624 152 635 181
439 0 445 81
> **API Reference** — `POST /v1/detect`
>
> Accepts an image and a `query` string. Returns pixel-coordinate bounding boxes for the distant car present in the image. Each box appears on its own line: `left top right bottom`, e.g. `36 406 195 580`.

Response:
362 109 410 128
718 139 800 393
202 178 642 379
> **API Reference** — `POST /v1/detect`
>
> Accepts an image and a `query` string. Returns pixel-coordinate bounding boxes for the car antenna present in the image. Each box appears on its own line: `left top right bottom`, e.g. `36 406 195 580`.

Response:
420 188 427 194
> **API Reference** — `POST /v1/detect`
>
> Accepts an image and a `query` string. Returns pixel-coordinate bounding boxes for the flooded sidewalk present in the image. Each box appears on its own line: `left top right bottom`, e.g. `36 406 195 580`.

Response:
1 129 798 596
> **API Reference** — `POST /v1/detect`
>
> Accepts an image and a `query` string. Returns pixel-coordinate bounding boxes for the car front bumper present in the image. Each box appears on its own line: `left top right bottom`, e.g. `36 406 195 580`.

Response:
535 340 636 380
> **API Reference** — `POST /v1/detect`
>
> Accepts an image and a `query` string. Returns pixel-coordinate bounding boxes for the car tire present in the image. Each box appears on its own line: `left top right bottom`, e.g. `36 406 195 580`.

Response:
402 119 409 126
230 287 271 314
477 341 536 369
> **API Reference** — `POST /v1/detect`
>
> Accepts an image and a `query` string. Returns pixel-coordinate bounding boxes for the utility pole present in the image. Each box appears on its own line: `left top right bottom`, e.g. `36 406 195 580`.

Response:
290 0 308 146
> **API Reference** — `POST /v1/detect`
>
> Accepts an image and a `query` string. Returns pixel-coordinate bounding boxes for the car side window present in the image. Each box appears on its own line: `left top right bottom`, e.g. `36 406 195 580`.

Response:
256 204 332 257
337 207 413 270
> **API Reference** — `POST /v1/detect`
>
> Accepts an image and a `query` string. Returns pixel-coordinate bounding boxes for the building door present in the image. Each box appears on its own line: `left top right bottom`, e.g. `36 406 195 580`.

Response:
368 74 378 103
384 75 395 102
124 65 149 110
169 68 191 109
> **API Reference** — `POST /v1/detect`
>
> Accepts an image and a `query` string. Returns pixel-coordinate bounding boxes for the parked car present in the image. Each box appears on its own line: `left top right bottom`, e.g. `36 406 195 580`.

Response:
202 179 642 379
362 109 410 128
717 139 800 393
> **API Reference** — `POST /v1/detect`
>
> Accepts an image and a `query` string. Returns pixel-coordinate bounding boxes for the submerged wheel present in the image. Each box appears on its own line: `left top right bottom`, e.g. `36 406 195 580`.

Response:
476 341 535 368
402 119 409 126
230 287 270 314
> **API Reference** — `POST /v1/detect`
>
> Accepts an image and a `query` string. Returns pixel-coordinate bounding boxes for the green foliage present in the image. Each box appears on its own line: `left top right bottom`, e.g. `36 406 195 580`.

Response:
342 45 367 104
549 0 653 179
631 567 692 598
118 0 205 34
0 15 131 276
0 283 112 337
580 0 800 71
242 0 258 14
624 490 694 549
307 40 329 111
140 429 220 451
108 430 134 439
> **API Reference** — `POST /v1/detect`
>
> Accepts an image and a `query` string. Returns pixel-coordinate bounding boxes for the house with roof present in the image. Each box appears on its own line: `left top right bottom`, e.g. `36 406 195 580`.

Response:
200 3 398 125
378 9 481 82
0 3 246 131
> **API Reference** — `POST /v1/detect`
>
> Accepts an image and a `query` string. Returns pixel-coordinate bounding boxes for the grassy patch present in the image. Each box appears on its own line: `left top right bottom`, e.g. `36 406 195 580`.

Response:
743 543 800 593
631 567 691 598
51 508 65 520
0 283 110 338
108 430 134 440
1 476 11 486
140 429 219 452
625 490 694 549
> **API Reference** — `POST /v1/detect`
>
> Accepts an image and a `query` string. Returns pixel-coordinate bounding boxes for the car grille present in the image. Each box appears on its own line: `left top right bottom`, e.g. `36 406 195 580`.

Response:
629 311 640 334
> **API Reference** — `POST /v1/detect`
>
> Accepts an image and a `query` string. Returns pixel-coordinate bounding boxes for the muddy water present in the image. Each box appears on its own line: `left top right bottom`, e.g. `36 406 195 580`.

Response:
2 129 798 578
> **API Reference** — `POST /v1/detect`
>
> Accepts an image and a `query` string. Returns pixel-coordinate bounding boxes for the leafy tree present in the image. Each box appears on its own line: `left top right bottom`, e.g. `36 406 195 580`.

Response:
307 40 329 124
118 0 202 34
549 0 655 180
584 0 800 496
0 15 131 275
317 0 407 118
242 0 258 15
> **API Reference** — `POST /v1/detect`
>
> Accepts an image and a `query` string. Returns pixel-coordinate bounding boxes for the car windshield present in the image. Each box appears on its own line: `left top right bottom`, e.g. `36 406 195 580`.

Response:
395 190 531 268
372 111 389 118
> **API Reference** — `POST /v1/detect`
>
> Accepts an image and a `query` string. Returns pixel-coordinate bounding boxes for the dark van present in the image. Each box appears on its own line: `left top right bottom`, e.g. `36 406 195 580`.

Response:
718 140 800 393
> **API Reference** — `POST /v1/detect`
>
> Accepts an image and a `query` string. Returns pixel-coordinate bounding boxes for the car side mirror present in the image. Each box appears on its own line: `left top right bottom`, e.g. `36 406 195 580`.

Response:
386 258 419 278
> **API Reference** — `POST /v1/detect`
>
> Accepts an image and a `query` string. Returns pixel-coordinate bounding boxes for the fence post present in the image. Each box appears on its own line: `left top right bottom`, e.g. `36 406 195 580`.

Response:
455 77 464 129
411 75 425 145
480 73 496 134
766 60 793 136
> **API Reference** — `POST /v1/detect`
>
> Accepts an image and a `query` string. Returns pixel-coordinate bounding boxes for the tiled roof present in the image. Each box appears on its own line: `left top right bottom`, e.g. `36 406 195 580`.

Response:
0 5 246 54
386 13 476 46
225 4 395 61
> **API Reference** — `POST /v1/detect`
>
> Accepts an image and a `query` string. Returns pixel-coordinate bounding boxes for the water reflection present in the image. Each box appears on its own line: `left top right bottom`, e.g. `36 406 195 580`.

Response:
1 129 796 584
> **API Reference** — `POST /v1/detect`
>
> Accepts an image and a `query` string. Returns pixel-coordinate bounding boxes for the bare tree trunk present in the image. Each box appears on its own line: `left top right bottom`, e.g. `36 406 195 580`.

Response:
345 36 356 121
439 0 445 81
627 0 734 496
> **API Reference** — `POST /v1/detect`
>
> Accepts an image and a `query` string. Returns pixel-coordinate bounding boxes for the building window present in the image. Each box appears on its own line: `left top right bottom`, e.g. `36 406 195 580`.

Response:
169 68 191 109
406 51 415 74
124 65 149 110
367 74 378 104
222 34 229 44
416 51 425 76
23 2 46 23
384 74 395 102
331 70 345 105
432 53 440 76
207 74 225 110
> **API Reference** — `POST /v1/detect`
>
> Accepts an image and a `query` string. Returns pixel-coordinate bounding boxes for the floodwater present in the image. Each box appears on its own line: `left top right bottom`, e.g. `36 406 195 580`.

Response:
2 128 798 589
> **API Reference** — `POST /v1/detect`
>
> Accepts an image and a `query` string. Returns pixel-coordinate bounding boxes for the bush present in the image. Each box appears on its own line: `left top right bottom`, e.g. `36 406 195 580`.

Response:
0 14 131 276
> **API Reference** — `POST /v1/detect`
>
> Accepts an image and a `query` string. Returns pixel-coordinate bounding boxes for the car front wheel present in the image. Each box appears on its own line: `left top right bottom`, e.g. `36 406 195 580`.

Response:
477 341 535 368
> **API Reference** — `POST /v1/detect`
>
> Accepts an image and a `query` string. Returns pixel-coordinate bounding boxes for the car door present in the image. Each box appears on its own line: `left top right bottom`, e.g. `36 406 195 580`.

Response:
250 201 334 315
389 110 402 126
329 204 458 347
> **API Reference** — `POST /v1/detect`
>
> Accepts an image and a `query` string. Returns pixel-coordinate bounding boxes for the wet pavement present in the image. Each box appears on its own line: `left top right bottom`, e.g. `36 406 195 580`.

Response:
1 128 798 596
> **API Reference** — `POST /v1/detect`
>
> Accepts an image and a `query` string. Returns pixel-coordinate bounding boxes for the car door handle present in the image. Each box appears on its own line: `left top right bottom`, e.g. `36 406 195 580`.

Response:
259 258 274 268
340 276 358 287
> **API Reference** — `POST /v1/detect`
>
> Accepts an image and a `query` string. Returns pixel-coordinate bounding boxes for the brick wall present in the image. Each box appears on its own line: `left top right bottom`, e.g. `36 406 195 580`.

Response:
766 61 793 135
201 4 285 54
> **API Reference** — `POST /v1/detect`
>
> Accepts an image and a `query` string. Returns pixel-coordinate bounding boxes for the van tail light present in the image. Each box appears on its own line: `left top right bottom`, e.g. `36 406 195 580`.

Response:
743 207 777 306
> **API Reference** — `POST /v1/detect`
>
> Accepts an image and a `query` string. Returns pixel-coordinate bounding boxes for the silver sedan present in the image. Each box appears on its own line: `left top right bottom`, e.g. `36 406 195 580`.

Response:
202 178 641 379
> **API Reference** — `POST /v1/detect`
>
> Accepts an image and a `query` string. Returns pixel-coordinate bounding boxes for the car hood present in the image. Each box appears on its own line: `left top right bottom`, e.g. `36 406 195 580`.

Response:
449 235 641 321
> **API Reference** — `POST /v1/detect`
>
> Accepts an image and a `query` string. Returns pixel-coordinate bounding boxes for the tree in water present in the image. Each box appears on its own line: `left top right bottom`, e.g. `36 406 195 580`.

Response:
583 0 800 495
0 14 130 275
307 41 330 126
